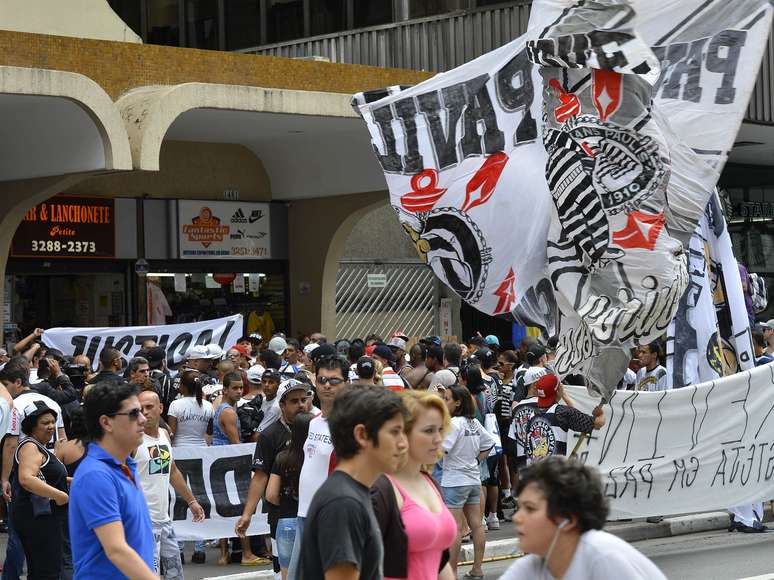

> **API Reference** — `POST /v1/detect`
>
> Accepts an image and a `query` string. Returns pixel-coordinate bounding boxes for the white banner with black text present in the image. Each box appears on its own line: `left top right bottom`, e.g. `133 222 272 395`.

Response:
42 314 243 368
568 365 774 519
171 443 269 541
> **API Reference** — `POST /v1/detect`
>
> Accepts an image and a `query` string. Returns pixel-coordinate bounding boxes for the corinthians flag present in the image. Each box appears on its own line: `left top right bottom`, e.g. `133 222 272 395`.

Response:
353 0 773 399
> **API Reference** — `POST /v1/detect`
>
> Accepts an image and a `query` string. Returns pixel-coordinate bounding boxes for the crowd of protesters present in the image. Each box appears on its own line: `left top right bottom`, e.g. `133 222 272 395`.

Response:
0 325 671 579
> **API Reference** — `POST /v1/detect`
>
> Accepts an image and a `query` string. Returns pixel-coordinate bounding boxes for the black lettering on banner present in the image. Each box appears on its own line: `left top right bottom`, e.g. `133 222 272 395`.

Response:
370 104 403 173
756 441 768 483
587 30 634 70
741 443 756 486
209 454 254 517
659 40 706 103
157 334 170 352
173 458 211 520
754 366 774 438
619 465 638 498
417 85 466 170
638 391 666 462
460 74 505 158
604 465 625 499
766 442 774 481
722 376 750 445
217 320 237 349
706 30 747 104
70 335 87 357
167 333 193 364
639 463 654 499
728 444 744 484
84 336 101 364
685 456 699 487
393 97 424 174
113 335 134 356
194 330 214 347
711 449 727 487
495 49 537 145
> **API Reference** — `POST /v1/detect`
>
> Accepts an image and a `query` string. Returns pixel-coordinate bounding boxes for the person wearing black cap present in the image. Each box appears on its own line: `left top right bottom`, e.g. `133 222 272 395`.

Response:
138 347 175 420
11 400 69 580
354 356 378 386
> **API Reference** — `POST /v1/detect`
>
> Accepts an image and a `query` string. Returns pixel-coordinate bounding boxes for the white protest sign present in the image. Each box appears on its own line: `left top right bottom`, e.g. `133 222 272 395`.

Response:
42 315 243 369
567 364 774 519
170 443 269 541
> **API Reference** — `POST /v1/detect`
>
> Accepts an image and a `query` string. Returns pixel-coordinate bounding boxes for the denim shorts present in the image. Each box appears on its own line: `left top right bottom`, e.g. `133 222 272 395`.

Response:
276 517 298 569
441 484 481 509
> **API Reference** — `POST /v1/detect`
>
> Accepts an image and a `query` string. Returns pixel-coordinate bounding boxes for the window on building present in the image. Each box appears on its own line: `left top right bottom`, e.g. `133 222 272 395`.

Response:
310 0 348 36
410 0 466 18
354 0 394 28
186 0 220 49
226 0 262 49
267 0 305 43
147 0 181 46
108 0 142 37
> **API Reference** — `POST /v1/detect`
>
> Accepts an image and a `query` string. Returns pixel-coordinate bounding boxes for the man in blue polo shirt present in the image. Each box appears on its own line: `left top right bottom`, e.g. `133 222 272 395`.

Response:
69 381 156 580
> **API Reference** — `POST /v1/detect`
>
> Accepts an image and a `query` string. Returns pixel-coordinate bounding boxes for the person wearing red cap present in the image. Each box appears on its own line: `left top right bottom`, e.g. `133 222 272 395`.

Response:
524 375 604 464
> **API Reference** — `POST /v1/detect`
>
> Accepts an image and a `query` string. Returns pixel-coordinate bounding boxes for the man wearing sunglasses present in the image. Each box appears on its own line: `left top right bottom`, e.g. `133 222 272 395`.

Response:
69 382 156 580
286 355 349 580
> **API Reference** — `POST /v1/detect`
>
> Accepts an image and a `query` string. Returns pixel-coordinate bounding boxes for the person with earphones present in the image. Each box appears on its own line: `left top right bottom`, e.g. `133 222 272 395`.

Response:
501 457 666 579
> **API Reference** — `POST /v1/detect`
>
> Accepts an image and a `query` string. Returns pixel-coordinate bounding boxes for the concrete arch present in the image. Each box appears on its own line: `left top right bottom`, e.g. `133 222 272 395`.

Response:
117 83 358 172
0 65 133 180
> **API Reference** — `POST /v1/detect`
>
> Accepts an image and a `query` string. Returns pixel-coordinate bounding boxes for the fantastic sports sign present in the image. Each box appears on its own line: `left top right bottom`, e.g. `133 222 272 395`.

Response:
569 363 774 519
178 200 271 259
353 0 773 399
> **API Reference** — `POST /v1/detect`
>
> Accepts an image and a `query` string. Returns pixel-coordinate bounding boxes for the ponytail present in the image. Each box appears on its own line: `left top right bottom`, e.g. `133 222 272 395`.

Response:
181 370 204 407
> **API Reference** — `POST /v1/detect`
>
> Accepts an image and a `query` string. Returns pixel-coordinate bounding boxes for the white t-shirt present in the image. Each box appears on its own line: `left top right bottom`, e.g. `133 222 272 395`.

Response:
135 430 173 523
500 529 666 580
635 365 668 392
297 414 335 518
441 416 495 487
258 396 281 432
621 368 637 390
8 392 63 445
168 397 213 447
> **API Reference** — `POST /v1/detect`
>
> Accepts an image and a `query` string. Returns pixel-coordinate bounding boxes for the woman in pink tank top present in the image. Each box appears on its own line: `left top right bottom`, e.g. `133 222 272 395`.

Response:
372 390 457 580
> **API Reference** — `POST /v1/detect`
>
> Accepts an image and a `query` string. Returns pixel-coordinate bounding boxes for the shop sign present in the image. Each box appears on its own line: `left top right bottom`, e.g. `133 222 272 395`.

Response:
11 196 115 258
213 273 236 285
179 201 271 260
730 201 774 220
367 273 387 288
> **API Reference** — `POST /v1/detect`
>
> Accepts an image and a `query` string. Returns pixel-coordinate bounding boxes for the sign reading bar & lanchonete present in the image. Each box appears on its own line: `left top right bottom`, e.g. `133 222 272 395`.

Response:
11 196 115 258
178 200 271 260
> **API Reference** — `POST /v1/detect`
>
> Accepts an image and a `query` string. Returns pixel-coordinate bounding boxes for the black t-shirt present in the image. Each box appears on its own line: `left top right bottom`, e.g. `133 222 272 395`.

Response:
252 419 291 517
299 471 383 580
270 450 300 520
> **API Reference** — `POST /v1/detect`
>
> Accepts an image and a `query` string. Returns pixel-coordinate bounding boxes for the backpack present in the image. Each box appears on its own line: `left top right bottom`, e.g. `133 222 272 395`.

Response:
237 395 265 442
751 272 768 313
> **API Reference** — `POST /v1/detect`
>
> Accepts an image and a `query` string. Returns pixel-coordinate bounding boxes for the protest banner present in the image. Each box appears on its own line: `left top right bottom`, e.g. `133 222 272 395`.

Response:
568 364 774 519
171 443 269 541
353 0 772 399
42 314 243 368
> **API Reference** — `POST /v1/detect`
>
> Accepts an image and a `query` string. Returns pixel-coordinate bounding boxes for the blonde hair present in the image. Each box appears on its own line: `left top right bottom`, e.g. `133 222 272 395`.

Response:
399 389 451 437
373 359 384 386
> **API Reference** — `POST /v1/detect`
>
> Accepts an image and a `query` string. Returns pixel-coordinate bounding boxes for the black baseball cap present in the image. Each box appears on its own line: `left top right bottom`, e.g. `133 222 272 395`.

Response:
310 343 337 363
357 356 376 379
473 348 497 369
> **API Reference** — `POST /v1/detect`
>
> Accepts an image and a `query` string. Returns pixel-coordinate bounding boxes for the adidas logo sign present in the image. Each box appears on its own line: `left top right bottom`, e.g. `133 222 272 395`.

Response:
231 208 248 224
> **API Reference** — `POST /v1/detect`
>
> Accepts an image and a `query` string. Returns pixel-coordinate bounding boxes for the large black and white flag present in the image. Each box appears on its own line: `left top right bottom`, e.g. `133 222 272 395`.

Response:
353 0 772 399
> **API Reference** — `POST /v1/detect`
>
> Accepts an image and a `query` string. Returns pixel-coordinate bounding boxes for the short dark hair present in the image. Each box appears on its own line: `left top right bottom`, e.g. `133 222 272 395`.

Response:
753 329 767 350
286 338 301 350
223 372 243 388
426 344 444 365
447 384 475 419
0 358 29 385
443 343 462 367
516 456 609 533
83 381 138 440
348 341 365 364
100 348 122 369
328 386 408 460
259 350 282 370
127 357 149 374
315 355 348 380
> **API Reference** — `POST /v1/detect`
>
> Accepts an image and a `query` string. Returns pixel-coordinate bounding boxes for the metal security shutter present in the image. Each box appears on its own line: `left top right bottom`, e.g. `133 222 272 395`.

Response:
335 261 438 340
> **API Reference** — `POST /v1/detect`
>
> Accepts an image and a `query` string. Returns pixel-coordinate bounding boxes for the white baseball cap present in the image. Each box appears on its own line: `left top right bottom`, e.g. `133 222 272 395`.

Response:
523 366 549 385
206 344 224 360
246 364 265 383
268 336 288 356
185 345 211 360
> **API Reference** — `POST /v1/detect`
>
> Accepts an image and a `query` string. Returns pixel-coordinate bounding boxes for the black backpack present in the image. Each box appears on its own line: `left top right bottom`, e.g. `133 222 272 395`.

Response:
237 395 265 442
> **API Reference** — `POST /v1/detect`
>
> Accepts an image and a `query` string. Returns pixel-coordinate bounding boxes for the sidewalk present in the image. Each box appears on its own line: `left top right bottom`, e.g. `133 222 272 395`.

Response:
198 510 748 580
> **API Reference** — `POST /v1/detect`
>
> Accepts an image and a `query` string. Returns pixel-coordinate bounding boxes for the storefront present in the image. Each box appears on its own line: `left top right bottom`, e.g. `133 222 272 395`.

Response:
6 195 289 339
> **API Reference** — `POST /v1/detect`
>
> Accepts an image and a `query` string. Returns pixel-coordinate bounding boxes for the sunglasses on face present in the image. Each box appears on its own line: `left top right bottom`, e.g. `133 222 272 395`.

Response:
316 376 345 386
109 408 144 421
